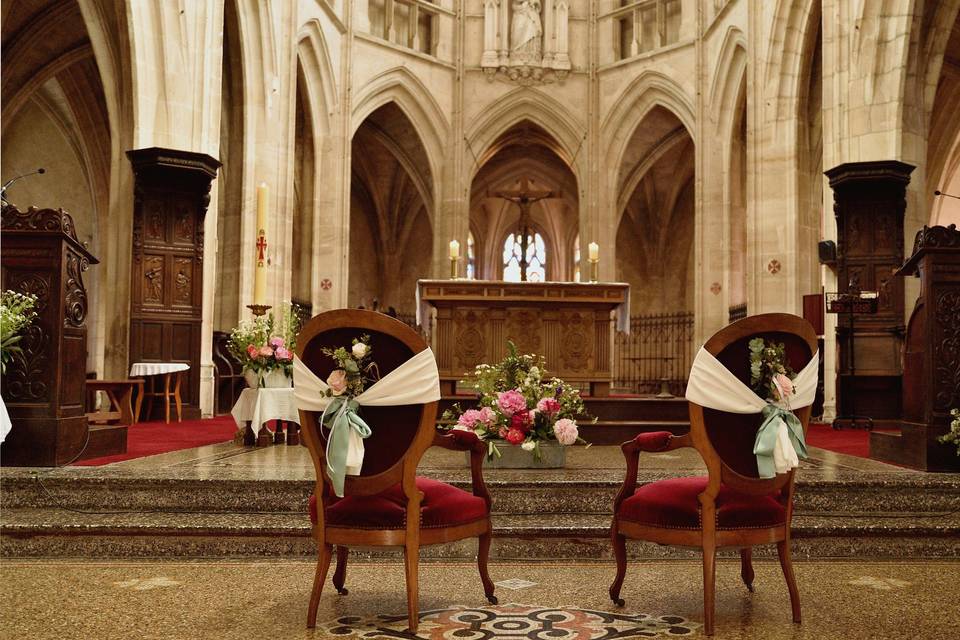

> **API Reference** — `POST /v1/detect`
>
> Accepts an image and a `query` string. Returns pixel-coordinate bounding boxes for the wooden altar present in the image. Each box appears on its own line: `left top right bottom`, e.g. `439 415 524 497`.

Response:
417 280 630 396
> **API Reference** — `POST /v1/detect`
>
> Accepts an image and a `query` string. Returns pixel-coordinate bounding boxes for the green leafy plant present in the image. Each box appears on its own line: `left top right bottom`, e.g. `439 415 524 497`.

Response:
0 290 38 374
749 337 796 402
939 409 960 456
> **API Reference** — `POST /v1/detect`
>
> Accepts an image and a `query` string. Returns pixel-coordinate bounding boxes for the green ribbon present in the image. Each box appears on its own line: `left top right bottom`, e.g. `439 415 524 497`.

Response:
753 404 808 478
320 396 372 497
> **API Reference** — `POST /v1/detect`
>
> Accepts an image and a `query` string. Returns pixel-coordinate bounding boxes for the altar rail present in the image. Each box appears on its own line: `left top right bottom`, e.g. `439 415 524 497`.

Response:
613 312 694 395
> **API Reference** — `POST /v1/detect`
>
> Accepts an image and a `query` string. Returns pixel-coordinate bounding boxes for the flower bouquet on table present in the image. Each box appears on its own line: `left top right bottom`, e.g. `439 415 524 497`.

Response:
0 290 38 374
442 342 590 464
227 302 302 388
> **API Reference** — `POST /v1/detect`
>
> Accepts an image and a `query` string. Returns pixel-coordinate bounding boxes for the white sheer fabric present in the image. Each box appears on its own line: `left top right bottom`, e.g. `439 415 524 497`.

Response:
685 348 819 475
293 348 441 476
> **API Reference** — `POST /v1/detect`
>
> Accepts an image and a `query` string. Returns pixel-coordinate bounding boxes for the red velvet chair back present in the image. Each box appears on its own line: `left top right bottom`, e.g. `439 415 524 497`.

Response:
296 309 438 497
691 314 818 490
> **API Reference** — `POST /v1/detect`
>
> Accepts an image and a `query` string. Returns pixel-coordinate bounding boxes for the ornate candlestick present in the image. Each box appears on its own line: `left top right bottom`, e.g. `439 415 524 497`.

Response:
589 258 599 283
247 304 271 317
449 239 460 279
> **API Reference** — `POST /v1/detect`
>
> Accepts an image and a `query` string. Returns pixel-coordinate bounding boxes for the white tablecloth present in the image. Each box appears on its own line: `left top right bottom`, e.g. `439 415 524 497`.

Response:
130 362 190 377
231 388 300 436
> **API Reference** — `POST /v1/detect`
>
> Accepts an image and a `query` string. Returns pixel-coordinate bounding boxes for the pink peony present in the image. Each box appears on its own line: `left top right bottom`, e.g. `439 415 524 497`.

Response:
505 428 525 445
274 347 292 361
774 373 794 400
497 390 527 417
537 397 561 416
478 407 496 426
553 418 579 446
246 344 259 359
269 337 285 349
258 345 274 358
458 409 483 429
327 369 348 396
510 412 531 433
498 427 509 439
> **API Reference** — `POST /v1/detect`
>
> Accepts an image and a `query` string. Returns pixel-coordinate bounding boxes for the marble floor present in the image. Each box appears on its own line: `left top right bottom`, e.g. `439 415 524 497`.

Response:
2 559 958 639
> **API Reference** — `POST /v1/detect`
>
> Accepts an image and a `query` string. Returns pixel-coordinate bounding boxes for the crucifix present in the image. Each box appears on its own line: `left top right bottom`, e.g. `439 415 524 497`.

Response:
491 176 559 281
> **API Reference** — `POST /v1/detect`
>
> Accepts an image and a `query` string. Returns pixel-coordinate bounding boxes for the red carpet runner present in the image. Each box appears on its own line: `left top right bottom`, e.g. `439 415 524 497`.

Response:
74 416 237 466
806 422 884 459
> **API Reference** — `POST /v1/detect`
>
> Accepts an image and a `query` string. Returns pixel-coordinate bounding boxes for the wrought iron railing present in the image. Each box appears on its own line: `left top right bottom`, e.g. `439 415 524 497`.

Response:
613 312 695 395
728 302 747 323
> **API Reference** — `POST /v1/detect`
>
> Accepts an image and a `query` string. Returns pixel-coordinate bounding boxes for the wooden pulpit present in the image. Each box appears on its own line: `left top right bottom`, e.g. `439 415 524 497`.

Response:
1 205 99 466
417 280 630 396
870 224 960 470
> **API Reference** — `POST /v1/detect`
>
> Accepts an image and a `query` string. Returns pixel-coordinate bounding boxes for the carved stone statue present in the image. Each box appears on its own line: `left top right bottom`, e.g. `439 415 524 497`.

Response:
511 0 542 61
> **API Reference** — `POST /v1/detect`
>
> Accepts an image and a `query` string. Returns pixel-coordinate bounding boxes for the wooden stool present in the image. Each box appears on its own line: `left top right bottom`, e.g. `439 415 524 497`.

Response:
86 379 144 425
141 371 184 423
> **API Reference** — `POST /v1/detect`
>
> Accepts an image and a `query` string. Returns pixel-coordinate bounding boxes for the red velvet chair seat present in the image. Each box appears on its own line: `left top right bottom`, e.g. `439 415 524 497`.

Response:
309 477 488 529
618 476 785 530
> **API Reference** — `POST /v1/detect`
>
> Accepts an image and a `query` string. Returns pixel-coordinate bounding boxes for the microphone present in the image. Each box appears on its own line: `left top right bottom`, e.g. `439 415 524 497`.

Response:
1 168 46 201
934 190 960 201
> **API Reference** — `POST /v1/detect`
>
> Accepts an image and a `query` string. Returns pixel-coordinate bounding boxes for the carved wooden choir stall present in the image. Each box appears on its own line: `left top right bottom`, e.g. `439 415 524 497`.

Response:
871 224 960 470
1 205 102 465
417 280 629 396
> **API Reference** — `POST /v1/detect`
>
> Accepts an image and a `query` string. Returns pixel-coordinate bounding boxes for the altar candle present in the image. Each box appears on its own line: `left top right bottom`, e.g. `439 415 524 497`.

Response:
254 183 268 306
588 242 599 261
449 239 460 259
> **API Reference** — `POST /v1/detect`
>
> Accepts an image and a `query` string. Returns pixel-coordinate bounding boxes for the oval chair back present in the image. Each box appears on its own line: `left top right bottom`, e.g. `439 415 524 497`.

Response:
295 309 438 498
689 313 818 496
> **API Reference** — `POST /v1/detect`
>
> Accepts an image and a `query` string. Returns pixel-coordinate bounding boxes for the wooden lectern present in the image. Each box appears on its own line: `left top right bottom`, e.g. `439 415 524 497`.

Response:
870 224 960 470
1 205 99 466
417 280 630 396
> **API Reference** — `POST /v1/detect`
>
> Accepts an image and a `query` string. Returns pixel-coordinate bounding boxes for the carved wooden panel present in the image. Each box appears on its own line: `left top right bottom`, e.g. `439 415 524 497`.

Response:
933 287 960 412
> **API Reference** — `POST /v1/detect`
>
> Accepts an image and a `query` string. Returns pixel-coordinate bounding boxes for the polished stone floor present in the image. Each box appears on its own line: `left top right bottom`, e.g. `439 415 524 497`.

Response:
2 559 958 639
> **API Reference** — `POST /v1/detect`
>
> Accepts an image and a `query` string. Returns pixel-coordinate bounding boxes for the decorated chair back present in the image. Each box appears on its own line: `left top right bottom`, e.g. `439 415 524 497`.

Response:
689 314 818 493
295 309 438 498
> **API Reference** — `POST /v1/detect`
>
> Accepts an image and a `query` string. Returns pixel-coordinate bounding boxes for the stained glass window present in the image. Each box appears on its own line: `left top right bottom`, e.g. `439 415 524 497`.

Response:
573 235 581 282
467 231 476 280
503 231 547 282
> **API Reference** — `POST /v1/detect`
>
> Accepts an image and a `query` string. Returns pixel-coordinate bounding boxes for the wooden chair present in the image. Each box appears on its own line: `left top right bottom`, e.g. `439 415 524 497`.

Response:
296 309 496 633
609 313 817 635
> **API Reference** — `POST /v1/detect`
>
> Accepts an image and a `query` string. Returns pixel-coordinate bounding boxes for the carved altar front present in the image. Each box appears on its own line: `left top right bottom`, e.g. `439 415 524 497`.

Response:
418 280 629 396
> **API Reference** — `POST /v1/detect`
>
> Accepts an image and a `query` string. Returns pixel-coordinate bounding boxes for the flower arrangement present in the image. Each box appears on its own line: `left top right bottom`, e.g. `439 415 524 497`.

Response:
749 338 796 404
227 302 301 384
320 335 379 397
442 342 589 460
939 409 960 456
0 290 38 374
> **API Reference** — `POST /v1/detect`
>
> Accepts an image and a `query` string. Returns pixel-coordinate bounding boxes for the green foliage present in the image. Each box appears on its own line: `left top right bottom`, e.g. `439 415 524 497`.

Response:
748 337 795 401
0 290 37 374
939 409 960 456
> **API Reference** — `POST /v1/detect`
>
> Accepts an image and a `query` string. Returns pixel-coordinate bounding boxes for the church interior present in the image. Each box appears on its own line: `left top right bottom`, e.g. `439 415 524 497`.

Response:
2 0 960 638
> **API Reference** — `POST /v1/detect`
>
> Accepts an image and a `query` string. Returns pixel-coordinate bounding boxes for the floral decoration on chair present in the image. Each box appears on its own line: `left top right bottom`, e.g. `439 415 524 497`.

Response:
320 335 379 398
749 338 797 403
227 302 301 387
442 341 590 460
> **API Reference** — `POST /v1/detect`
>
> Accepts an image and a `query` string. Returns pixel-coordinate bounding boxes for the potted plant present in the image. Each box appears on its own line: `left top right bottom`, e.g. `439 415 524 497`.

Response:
442 342 589 468
0 290 38 374
227 303 301 388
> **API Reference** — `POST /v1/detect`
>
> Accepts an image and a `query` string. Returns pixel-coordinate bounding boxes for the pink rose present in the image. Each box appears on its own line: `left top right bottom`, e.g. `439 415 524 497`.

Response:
537 397 561 416
327 369 348 396
269 337 285 349
497 390 527 417
274 347 292 361
510 412 531 433
553 418 579 446
478 407 496 426
774 373 794 401
458 409 483 429
246 345 259 359
505 428 525 445
258 345 274 358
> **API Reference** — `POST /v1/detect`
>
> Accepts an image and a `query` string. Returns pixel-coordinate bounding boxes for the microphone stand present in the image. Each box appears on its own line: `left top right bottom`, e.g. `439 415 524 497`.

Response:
1 168 46 205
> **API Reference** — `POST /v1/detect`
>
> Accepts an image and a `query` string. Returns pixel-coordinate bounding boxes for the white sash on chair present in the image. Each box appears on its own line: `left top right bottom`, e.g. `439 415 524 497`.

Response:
685 348 819 476
293 348 441 496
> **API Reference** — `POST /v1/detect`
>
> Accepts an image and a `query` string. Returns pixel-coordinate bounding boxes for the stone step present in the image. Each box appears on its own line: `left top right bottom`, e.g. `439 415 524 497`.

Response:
5 471 959 515
3 508 958 560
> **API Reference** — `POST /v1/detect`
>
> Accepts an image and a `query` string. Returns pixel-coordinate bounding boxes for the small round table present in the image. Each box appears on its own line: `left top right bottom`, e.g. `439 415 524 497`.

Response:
130 362 190 423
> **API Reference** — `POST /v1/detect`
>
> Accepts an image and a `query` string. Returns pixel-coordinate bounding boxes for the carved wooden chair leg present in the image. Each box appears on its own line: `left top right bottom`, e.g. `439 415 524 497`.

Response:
702 541 717 636
307 543 333 628
740 547 755 592
477 531 497 604
403 542 420 633
609 530 628 606
777 539 802 623
332 546 349 595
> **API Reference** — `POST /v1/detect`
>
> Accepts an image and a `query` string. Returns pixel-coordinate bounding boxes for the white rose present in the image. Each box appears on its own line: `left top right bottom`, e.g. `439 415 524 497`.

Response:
521 441 536 451
351 343 369 359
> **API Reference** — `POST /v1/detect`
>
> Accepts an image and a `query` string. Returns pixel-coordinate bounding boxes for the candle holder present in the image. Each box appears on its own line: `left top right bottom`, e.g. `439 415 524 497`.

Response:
450 257 459 279
247 304 272 317
589 258 599 283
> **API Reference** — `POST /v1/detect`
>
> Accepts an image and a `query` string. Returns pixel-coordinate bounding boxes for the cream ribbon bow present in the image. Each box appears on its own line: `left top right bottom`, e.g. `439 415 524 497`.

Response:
293 348 441 496
685 348 819 477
